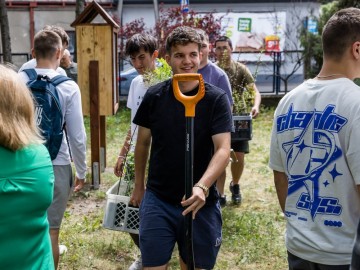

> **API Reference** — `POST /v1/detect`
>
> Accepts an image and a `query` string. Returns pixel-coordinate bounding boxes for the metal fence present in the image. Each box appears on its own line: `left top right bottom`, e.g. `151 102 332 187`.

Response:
0 53 31 70
3 50 304 96
233 50 305 95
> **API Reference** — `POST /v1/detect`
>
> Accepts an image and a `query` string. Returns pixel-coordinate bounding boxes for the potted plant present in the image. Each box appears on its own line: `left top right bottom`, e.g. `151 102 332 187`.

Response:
218 49 262 141
143 58 173 87
231 83 255 141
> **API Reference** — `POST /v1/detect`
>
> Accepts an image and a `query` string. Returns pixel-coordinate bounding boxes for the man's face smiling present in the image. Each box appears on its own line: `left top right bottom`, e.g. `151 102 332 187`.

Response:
130 48 156 75
166 43 201 75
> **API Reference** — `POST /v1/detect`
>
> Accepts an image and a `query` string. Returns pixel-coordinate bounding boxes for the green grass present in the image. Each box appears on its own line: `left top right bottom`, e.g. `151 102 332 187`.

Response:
59 104 287 270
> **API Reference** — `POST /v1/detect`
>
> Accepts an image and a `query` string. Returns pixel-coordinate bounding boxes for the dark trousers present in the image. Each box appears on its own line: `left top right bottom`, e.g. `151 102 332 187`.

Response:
130 233 140 248
288 251 350 270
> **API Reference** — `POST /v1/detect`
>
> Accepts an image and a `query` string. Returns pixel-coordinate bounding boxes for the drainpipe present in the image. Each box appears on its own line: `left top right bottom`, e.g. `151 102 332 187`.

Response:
29 1 36 50
117 0 123 17
153 0 158 22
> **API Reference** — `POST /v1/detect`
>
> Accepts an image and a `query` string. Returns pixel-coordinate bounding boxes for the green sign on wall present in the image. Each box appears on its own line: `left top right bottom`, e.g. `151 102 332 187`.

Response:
238 18 252 32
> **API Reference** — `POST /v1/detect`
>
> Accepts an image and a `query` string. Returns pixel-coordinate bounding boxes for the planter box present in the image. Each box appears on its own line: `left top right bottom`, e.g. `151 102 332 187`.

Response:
103 180 139 234
231 115 252 141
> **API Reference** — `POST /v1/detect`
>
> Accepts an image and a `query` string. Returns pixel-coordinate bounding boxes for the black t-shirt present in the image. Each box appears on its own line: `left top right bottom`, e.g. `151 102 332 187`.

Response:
133 79 232 204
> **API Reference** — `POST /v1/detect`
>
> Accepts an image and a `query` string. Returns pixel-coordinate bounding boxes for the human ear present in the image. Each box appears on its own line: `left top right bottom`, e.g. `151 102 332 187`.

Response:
152 50 159 59
165 54 170 64
55 48 61 60
352 42 360 59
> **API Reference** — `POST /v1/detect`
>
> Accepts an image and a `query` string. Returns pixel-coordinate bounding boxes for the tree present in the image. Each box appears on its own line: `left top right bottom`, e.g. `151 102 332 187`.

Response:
153 6 223 58
300 0 359 78
274 8 308 93
116 18 147 67
0 0 12 63
76 0 86 18
337 0 360 9
117 5 224 61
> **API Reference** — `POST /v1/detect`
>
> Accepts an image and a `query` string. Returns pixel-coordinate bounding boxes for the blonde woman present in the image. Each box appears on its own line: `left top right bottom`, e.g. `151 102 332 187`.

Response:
0 65 55 270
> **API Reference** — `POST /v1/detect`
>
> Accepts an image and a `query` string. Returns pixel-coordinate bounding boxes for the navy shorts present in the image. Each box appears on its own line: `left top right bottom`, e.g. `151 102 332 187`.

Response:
139 190 222 269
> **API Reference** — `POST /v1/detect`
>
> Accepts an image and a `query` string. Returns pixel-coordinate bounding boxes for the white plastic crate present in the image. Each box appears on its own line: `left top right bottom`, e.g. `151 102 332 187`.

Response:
103 180 140 234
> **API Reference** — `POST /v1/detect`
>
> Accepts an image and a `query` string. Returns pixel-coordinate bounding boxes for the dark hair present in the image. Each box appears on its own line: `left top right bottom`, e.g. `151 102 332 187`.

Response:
165 26 202 54
43 25 69 47
322 8 360 60
125 33 158 56
215 36 233 50
195 28 209 43
34 30 62 59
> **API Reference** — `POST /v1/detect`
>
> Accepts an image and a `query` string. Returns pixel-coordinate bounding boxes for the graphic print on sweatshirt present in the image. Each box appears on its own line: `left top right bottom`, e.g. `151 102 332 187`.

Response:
276 104 347 224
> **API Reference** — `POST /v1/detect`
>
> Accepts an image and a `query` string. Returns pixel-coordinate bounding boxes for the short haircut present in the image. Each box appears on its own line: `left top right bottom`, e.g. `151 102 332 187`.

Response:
34 30 62 60
215 36 233 50
0 65 43 150
196 28 209 43
63 49 71 57
322 8 360 60
43 25 70 47
165 26 202 54
125 33 158 56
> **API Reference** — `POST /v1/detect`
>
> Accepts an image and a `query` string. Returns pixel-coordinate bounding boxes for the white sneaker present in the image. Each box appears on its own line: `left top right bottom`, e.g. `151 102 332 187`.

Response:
59 244 68 255
128 256 142 270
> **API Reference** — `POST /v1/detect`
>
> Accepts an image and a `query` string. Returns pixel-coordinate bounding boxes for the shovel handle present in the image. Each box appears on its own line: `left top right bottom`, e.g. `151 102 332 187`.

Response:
173 73 205 117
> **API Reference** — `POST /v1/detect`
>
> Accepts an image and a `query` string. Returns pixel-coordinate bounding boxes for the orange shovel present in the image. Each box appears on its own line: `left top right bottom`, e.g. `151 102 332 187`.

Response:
173 73 205 270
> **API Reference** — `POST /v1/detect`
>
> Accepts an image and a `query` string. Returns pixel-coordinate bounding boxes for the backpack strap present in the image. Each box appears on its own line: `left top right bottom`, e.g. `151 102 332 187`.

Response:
50 75 74 161
22 68 38 81
51 75 72 86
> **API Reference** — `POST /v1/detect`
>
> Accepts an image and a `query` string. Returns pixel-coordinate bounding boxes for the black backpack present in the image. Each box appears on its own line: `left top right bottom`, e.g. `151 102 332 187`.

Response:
23 69 72 160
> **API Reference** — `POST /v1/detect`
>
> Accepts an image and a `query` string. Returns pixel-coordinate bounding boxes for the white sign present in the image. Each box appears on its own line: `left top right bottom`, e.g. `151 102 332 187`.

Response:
217 12 287 61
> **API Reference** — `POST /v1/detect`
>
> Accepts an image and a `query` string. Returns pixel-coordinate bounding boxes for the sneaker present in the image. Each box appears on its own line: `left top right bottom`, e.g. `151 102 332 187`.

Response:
128 256 142 270
229 181 242 204
59 244 68 255
219 195 227 207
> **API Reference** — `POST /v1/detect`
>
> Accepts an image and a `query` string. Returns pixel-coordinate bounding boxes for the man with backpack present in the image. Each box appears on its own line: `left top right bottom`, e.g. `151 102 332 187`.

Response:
19 30 87 269
18 25 69 76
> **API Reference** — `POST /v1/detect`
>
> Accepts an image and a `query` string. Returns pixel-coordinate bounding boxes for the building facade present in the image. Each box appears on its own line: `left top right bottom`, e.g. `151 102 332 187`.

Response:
2 0 320 92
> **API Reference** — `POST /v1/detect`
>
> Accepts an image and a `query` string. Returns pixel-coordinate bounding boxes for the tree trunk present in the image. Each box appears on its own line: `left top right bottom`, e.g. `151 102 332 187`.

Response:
76 0 85 18
0 0 12 63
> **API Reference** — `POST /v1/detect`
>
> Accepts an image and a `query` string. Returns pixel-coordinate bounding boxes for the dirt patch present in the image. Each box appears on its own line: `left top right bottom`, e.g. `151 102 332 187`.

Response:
66 169 115 217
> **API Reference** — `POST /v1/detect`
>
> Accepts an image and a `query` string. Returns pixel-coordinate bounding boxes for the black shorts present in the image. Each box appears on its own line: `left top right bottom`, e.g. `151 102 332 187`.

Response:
231 140 249 153
288 251 349 270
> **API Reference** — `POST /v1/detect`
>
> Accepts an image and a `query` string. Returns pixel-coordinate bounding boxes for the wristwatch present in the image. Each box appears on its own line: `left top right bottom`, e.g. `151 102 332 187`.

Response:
194 182 209 198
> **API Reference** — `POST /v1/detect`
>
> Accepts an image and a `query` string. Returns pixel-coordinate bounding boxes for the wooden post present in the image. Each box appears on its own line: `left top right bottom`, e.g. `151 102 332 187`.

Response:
89 60 101 188
100 116 106 172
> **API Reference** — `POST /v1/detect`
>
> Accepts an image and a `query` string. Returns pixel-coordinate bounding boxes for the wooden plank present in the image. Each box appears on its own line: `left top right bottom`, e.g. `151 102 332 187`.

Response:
100 115 106 169
76 25 117 116
112 31 119 114
89 60 101 186
95 25 113 115
77 25 95 116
